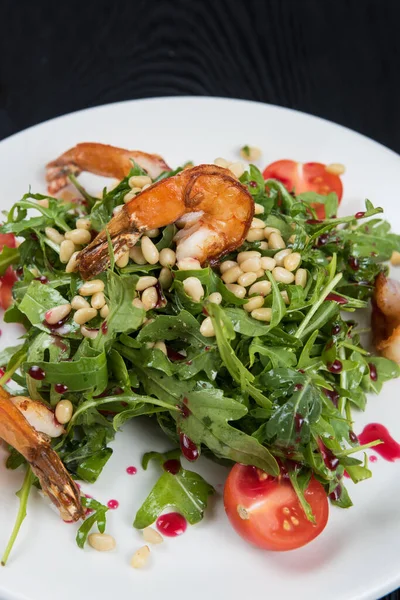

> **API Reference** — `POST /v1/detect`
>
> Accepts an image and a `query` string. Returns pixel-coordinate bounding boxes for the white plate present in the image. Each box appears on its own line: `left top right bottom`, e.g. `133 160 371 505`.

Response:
0 97 400 600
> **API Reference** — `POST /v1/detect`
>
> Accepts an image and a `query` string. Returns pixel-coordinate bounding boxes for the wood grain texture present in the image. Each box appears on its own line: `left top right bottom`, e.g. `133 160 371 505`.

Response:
0 1 399 597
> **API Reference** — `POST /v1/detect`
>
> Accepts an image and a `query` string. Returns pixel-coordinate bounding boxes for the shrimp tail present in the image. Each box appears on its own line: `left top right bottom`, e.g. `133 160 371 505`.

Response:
0 394 84 522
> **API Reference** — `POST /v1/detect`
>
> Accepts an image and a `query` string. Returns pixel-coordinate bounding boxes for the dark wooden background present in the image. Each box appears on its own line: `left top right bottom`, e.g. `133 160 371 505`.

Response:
1 0 399 598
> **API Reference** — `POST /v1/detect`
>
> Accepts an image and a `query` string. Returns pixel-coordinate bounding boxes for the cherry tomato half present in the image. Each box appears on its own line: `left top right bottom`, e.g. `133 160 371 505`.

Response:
263 160 343 219
0 233 17 310
224 464 329 551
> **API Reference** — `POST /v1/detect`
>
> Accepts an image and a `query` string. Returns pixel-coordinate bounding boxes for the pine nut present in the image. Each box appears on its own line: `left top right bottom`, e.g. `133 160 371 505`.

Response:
240 146 262 162
132 298 145 310
284 252 301 272
65 251 79 273
229 161 245 179
71 295 90 310
244 296 264 312
60 240 76 263
222 265 243 284
88 533 116 552
65 228 91 245
141 236 159 265
246 229 265 242
129 175 152 189
391 251 400 266
260 257 276 271
254 203 264 215
269 233 286 249
208 292 222 305
251 307 272 321
100 304 110 318
183 277 204 302
81 326 99 339
45 303 71 325
200 316 215 337
264 227 280 239
220 260 239 273
225 283 246 298
295 268 307 288
116 251 130 268
79 280 104 296
91 292 106 310
254 268 265 278
251 217 266 229
146 228 160 238
214 157 229 168
124 189 140 203
177 257 201 270
281 290 290 304
55 399 73 424
76 218 91 230
142 183 151 191
131 545 150 569
37 198 49 208
45 227 65 245
237 251 261 264
159 267 173 289
258 241 268 250
240 257 261 272
159 248 176 267
129 246 147 264
142 527 163 545
137 276 158 291
288 235 296 244
325 163 345 176
74 307 98 325
154 340 167 355
249 281 271 296
238 272 257 287
272 267 295 284
274 248 292 266
141 286 158 311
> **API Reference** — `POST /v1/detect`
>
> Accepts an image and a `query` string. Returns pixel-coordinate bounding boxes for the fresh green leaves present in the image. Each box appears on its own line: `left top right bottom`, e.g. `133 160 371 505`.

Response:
133 451 214 528
76 497 109 548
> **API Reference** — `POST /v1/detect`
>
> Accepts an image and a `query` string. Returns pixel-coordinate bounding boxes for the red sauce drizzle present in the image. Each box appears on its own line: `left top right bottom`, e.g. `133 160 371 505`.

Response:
28 366 46 380
368 363 378 381
358 423 400 461
101 321 108 334
179 432 199 461
318 439 339 470
163 459 181 474
126 466 137 475
370 455 378 463
167 348 185 362
107 499 119 509
325 293 347 304
156 512 187 537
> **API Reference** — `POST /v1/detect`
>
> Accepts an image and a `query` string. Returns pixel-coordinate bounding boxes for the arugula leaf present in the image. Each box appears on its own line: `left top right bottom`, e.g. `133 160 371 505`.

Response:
76 497 109 548
0 246 20 275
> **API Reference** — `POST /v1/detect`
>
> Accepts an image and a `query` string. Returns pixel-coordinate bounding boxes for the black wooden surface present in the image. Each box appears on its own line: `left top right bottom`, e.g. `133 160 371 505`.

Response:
1 0 400 598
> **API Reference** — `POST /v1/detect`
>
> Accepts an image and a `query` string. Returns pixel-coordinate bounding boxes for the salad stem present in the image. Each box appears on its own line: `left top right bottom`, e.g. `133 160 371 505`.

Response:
295 273 343 339
0 353 27 387
1 467 33 566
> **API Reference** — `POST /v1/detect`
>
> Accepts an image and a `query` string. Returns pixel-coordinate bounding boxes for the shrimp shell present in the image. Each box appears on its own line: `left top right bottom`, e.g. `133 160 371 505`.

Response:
372 272 400 363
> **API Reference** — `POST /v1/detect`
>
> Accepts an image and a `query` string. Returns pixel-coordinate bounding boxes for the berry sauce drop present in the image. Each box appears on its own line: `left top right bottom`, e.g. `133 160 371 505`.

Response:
28 366 46 380
107 499 119 509
179 432 199 461
368 363 378 381
126 466 137 475
325 293 347 305
55 383 68 394
358 423 400 462
156 512 187 537
163 459 181 474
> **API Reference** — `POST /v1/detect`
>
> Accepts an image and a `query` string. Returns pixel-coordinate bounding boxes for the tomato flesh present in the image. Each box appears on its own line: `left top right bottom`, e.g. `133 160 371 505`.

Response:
224 464 328 551
263 160 343 219
0 234 17 310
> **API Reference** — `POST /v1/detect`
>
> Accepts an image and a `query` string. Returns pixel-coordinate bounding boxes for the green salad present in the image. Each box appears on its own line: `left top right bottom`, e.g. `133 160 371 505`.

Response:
1 160 399 558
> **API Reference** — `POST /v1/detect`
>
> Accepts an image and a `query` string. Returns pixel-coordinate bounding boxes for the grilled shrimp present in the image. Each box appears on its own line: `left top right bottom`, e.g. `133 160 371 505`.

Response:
372 272 400 363
76 163 254 280
46 142 171 194
0 387 83 521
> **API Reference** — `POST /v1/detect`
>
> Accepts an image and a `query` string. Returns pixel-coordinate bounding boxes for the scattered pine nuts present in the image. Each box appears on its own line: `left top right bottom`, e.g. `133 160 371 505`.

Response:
74 307 98 325
71 295 90 310
274 248 292 266
260 256 276 271
65 251 79 273
272 267 295 284
88 533 116 552
154 340 167 355
228 162 245 178
129 175 152 189
124 189 140 203
137 276 158 291
91 292 106 310
142 527 163 545
183 277 204 302
76 218 91 230
159 267 173 289
100 304 110 318
240 257 261 272
220 260 239 273
263 227 280 238
281 290 290 304
116 251 130 268
146 228 160 238
225 283 246 298
284 252 301 272
237 251 261 264
200 316 215 337
60 240 76 264
325 163 345 176
238 272 257 287
45 227 65 245
246 229 265 242
45 303 71 325
251 217 266 230
159 248 176 267
131 545 150 569
65 228 91 245
129 246 147 265
244 296 264 312
79 280 105 296
240 146 262 162
254 268 265 278
258 241 268 250
249 280 271 296
208 292 222 305
295 268 307 288
81 326 99 339
177 257 201 270
55 400 73 424
268 232 286 249
141 236 159 265
214 157 229 168
141 286 158 311
251 307 272 321
254 203 264 215
221 265 243 284
132 298 145 310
